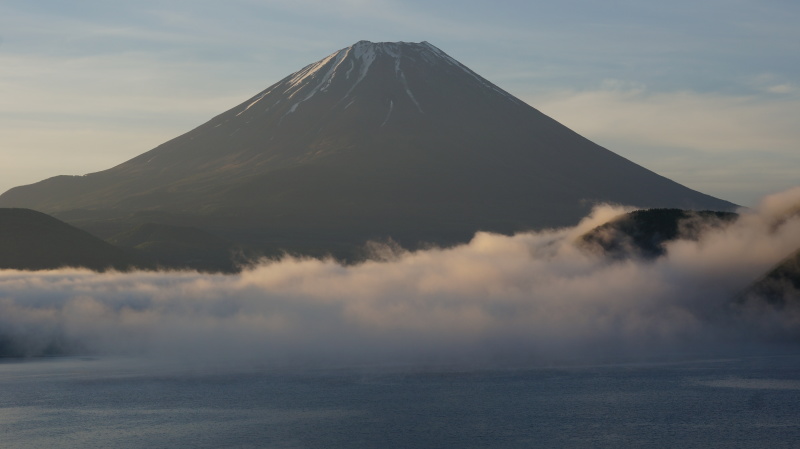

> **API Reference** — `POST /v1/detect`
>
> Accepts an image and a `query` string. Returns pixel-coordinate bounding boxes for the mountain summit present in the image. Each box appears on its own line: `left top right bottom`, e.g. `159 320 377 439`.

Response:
0 40 736 255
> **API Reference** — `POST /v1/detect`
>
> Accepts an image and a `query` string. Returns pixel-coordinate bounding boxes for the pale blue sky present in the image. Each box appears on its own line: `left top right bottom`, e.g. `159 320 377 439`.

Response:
1 0 798 206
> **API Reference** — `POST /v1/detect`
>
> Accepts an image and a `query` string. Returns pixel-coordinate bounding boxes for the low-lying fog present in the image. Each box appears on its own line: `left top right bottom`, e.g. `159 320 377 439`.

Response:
2 188 799 367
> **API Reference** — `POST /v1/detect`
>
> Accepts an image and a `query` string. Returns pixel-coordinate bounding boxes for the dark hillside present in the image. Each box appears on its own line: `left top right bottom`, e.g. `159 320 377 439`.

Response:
0 208 148 271
738 249 800 306
108 223 244 272
580 208 738 259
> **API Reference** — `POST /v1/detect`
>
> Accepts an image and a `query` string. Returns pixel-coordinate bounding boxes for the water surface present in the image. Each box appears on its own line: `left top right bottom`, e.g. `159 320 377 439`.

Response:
2 355 799 448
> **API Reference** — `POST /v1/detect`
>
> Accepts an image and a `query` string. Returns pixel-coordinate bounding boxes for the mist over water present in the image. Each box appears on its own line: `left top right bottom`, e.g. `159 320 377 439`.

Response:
1 188 799 367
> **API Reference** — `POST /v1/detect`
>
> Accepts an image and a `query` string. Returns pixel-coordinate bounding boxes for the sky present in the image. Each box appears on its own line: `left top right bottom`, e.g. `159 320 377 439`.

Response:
0 0 798 207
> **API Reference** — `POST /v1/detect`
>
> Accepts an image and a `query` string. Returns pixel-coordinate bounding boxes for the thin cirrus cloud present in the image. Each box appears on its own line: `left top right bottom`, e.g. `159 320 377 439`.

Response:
533 83 799 153
530 85 800 206
0 50 254 189
1 188 798 367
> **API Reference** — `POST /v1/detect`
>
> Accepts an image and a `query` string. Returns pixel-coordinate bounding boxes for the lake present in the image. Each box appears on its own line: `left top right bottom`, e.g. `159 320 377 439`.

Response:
2 354 799 448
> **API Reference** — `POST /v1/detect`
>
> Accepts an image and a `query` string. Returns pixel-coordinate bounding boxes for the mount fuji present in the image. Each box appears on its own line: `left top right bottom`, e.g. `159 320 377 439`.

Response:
0 40 736 256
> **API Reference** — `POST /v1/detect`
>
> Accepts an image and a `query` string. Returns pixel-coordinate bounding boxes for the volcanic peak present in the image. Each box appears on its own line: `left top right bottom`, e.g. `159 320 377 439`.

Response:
237 40 520 122
0 40 738 257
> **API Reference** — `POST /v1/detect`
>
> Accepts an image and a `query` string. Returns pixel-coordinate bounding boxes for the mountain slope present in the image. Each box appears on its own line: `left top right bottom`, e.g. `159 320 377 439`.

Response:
739 249 800 306
108 223 243 272
579 208 739 259
0 208 146 271
0 41 736 254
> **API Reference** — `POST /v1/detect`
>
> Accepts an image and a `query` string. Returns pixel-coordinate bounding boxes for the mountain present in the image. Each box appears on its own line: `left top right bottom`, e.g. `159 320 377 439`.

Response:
0 40 737 256
108 223 244 272
0 208 147 271
579 209 738 260
738 248 800 306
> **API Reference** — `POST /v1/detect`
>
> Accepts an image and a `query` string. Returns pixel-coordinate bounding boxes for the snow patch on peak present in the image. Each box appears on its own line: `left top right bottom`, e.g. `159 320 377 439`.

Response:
273 40 516 120
345 41 423 113
284 53 335 93
281 46 352 116
349 41 411 61
352 40 382 64
285 47 350 98
336 42 380 105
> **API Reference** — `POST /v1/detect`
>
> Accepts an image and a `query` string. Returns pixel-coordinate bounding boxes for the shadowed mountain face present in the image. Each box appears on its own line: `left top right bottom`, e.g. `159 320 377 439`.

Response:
107 223 244 272
739 249 800 307
0 41 736 254
577 207 799 312
0 208 145 271
579 209 739 260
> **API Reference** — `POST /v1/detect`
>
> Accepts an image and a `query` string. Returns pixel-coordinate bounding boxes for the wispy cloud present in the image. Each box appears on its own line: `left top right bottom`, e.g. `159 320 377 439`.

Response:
533 84 799 153
529 86 800 206
0 51 255 187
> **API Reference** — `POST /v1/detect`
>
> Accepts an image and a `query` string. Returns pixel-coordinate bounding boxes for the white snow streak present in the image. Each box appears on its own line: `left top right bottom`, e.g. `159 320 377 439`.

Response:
236 87 274 117
380 100 394 127
283 52 338 94
393 49 423 113
274 41 516 121
401 73 423 113
282 47 352 116
338 41 378 104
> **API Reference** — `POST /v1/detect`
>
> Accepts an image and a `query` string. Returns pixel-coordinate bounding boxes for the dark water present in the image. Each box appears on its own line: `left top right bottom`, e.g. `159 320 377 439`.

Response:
2 355 800 448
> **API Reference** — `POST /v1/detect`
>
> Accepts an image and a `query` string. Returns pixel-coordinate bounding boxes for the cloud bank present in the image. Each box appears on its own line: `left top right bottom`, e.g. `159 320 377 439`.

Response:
1 189 799 367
